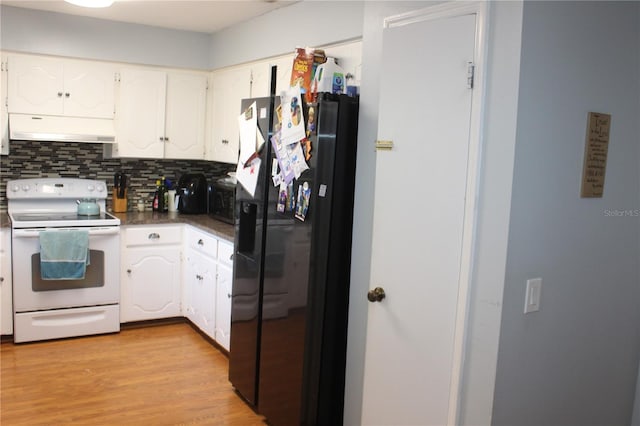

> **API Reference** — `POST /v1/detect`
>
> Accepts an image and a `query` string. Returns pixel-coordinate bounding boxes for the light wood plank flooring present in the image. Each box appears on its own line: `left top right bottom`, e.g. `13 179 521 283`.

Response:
1 323 266 425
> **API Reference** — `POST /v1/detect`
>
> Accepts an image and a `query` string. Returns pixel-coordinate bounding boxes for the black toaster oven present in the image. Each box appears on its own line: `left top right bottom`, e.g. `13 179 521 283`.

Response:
209 178 235 224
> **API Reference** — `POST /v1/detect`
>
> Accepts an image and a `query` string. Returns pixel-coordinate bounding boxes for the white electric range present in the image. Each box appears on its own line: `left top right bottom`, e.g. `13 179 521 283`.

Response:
7 178 121 343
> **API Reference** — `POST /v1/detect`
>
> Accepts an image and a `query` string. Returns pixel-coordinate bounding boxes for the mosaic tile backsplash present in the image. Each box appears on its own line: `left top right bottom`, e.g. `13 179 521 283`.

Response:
0 140 235 212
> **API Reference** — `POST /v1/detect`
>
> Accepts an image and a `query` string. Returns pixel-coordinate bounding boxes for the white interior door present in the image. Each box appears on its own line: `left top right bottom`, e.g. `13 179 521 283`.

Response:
361 9 479 426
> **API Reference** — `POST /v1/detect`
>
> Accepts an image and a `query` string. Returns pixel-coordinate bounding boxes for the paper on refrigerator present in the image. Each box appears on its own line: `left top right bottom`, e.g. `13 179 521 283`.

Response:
238 102 259 165
271 130 309 185
235 101 263 197
280 84 306 146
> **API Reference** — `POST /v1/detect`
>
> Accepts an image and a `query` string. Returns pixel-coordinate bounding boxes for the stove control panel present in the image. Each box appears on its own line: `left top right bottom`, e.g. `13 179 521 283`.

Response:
7 178 108 200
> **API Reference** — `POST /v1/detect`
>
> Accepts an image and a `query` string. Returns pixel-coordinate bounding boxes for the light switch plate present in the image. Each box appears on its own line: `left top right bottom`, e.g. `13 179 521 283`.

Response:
524 278 542 314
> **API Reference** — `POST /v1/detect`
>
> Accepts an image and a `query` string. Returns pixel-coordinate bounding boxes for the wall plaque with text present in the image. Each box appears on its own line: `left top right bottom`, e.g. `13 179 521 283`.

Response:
580 112 611 198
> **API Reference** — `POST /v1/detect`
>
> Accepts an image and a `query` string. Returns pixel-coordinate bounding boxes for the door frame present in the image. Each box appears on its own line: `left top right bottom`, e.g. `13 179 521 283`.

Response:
380 2 489 424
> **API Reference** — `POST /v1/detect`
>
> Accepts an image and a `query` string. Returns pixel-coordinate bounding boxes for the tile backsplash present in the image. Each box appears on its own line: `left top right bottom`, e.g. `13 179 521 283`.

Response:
0 140 235 211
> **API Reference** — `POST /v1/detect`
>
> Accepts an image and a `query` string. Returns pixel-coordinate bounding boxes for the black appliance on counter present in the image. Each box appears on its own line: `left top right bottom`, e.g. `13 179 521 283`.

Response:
209 177 235 224
229 87 359 426
176 173 208 214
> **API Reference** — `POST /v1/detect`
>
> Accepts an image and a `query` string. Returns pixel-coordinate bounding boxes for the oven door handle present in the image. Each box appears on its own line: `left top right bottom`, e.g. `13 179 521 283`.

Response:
12 227 120 238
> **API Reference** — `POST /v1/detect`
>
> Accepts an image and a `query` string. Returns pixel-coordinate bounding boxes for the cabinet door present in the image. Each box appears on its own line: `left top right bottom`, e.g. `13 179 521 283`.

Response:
121 246 181 322
63 60 115 119
1 54 8 155
115 68 166 158
182 250 198 323
273 55 294 96
250 62 272 98
215 262 232 351
209 66 250 164
164 72 207 160
8 55 64 115
0 230 13 335
186 249 217 339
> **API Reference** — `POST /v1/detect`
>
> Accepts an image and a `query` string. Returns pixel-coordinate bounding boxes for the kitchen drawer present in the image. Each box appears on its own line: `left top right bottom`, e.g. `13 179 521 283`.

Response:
185 226 218 259
218 240 234 266
125 225 182 247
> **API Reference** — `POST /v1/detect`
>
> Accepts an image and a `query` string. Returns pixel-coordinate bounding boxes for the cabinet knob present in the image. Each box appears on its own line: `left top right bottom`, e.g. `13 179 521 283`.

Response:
222 139 229 144
197 239 204 246
230 254 233 261
57 92 63 97
367 287 386 303
148 233 160 240
65 92 70 98
196 274 203 281
127 269 132 274
227 293 231 299
0 277 4 283
159 137 164 142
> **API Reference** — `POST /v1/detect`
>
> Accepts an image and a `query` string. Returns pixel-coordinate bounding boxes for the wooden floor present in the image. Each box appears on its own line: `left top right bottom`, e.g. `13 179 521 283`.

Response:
0 323 266 425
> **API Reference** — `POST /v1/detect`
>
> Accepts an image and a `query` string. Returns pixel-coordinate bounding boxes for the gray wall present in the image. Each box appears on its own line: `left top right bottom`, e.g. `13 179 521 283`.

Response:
208 1 364 69
0 5 211 69
492 2 640 425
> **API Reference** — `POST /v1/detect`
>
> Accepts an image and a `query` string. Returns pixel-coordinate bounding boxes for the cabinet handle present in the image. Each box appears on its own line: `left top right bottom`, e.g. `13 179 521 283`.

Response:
165 137 169 142
65 93 70 98
227 293 231 299
57 92 63 97
197 239 204 246
148 233 160 240
159 137 164 142
230 254 233 261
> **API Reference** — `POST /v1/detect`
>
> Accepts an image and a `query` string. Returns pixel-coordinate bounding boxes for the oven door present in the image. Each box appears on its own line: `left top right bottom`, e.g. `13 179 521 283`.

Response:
12 226 120 312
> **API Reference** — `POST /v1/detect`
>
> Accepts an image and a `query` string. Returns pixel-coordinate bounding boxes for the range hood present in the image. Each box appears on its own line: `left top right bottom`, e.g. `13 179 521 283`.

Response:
9 114 115 143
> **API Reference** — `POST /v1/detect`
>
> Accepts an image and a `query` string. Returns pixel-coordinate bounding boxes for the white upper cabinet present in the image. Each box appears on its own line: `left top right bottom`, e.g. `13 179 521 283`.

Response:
1 54 8 155
115 68 207 159
7 54 115 118
272 55 294 96
115 68 167 158
249 62 272 99
164 72 207 159
207 65 251 164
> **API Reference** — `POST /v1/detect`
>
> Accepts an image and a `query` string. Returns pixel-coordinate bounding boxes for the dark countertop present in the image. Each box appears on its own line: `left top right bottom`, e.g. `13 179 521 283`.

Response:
1 211 234 242
112 211 234 243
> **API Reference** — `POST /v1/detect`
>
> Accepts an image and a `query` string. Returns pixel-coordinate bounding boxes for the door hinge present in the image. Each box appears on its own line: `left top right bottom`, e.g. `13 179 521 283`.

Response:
467 62 475 89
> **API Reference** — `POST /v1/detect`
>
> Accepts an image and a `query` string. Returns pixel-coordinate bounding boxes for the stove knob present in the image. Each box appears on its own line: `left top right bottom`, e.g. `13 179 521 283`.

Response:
22 184 30 192
11 185 19 192
96 184 105 192
87 184 95 192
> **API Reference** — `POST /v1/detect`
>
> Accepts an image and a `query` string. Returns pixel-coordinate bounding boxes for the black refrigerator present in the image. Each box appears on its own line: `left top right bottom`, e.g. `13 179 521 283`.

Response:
229 91 359 426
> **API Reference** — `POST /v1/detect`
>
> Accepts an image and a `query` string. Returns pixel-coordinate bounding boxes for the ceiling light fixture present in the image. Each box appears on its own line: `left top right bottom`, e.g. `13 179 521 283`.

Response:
64 0 114 8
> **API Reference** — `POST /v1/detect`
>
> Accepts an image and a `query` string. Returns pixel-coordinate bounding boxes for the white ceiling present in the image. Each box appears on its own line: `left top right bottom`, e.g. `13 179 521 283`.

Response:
1 0 297 34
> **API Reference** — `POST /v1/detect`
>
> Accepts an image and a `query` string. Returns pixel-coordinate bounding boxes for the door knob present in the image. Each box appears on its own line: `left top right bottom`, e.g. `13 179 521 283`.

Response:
367 287 386 303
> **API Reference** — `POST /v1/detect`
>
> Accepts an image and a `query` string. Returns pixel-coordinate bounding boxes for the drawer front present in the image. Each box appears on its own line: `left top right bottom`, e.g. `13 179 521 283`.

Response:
218 240 234 266
185 227 218 259
125 226 182 246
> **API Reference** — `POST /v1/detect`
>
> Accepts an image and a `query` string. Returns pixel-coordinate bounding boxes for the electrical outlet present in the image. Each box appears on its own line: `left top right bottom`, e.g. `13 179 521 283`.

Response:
524 278 542 314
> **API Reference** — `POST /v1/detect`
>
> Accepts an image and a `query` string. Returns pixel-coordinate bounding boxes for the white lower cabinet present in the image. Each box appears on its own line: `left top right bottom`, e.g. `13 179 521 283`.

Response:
1 229 13 335
120 226 182 322
184 248 217 339
183 226 233 350
215 241 233 351
120 224 233 350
